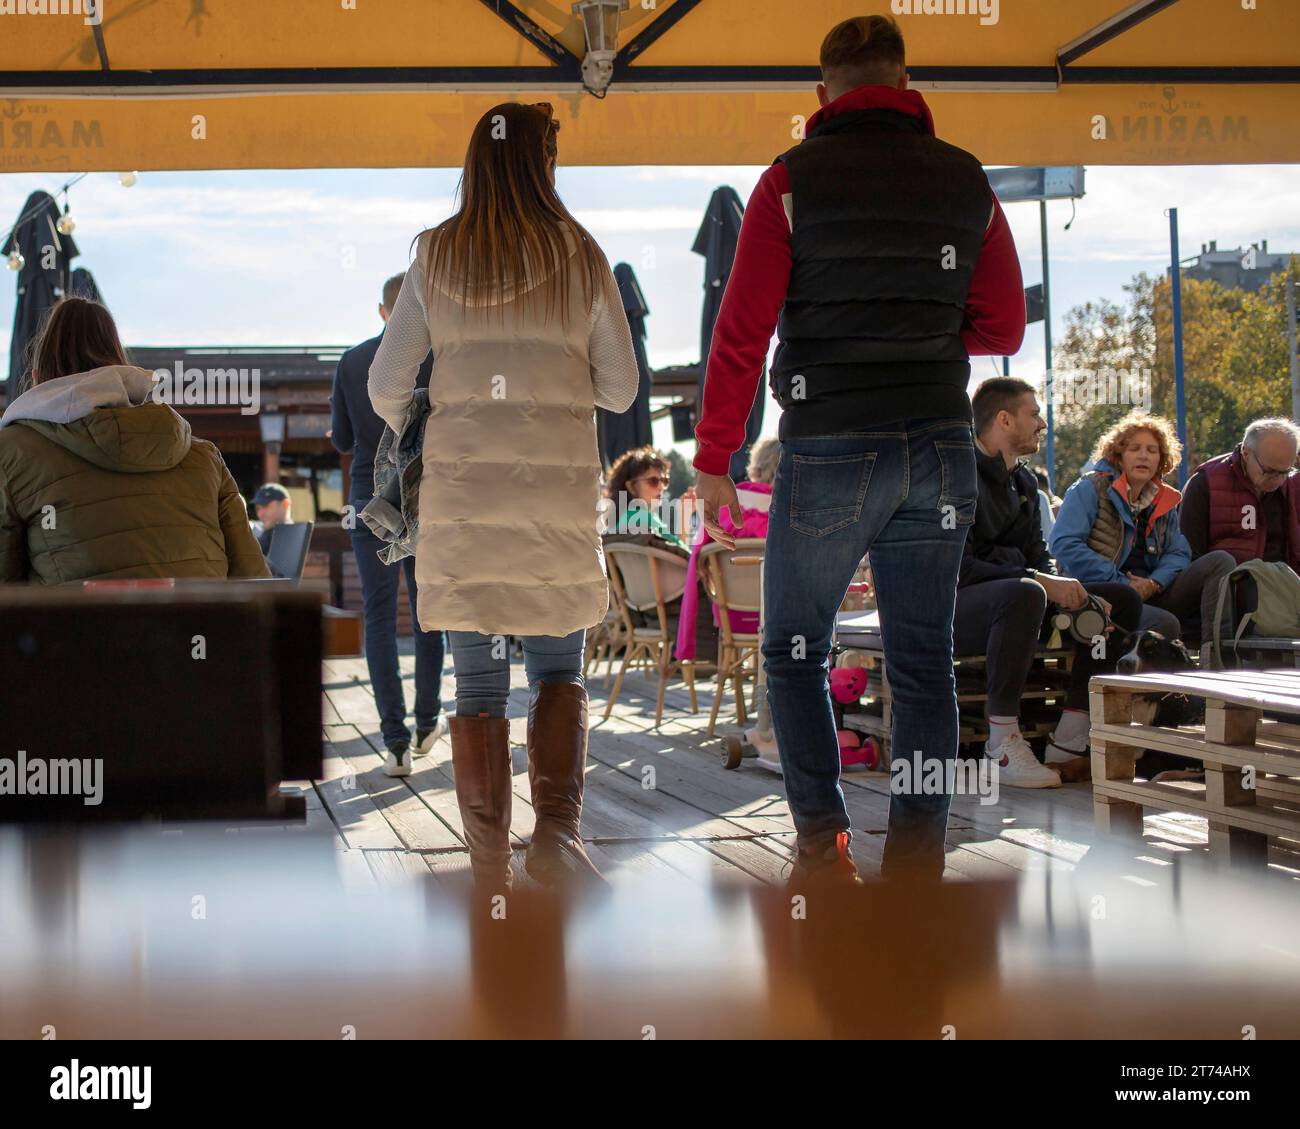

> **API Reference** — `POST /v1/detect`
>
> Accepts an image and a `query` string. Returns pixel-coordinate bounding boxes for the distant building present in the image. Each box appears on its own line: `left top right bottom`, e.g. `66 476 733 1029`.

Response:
1180 240 1294 293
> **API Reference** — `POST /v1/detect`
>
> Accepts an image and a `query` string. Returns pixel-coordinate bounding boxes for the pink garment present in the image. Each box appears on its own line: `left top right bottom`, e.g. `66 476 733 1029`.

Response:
674 481 772 662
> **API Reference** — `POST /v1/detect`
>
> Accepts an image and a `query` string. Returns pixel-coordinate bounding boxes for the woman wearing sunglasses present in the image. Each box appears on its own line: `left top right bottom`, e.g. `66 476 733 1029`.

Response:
369 101 638 893
604 446 689 550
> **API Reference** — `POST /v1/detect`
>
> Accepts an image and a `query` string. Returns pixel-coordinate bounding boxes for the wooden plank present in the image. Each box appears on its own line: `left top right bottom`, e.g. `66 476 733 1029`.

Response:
364 849 436 887
1205 702 1262 746
1089 670 1300 712
317 726 406 851
1091 722 1300 775
695 835 796 884
1093 792 1145 838
323 723 464 851
1094 776 1300 840
1090 686 1133 726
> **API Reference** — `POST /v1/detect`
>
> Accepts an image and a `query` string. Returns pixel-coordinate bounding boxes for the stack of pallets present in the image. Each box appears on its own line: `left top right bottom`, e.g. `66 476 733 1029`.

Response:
1089 669 1300 866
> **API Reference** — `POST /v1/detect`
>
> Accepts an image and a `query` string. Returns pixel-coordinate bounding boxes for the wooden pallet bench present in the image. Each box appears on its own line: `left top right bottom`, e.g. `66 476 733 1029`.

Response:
1089 669 1300 867
836 609 1074 761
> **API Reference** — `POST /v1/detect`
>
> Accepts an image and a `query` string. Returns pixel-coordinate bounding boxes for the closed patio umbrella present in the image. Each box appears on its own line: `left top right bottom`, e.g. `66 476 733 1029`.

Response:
599 261 654 468
694 186 763 481
69 266 103 304
5 191 80 399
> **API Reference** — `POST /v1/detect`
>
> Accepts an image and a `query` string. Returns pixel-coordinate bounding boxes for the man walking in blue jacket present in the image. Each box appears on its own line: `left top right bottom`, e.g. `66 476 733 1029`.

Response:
332 273 445 777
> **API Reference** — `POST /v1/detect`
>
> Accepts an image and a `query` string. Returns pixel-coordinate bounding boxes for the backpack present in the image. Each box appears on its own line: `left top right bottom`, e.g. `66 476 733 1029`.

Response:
1212 560 1300 666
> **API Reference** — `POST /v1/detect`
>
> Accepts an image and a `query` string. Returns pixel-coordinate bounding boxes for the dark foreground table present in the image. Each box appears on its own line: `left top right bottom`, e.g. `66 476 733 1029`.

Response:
1 826 1298 1040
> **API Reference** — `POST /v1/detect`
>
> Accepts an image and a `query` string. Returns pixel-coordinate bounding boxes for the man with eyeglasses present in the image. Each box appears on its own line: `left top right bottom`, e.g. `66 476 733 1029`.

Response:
1180 418 1300 574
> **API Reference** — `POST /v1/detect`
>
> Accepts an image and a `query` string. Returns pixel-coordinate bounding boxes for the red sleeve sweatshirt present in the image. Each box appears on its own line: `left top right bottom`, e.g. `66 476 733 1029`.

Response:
693 86 1026 477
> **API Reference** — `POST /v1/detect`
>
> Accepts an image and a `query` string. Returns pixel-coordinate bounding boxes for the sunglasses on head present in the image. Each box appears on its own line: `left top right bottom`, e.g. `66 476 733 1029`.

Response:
533 102 560 131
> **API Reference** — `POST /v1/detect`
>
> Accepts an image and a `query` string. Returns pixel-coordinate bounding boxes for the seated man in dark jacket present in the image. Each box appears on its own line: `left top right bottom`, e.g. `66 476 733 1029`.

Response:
331 272 444 777
958 379 1142 787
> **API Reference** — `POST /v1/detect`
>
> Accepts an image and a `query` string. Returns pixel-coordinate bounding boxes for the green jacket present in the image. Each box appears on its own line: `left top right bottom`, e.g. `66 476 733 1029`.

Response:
0 365 270 583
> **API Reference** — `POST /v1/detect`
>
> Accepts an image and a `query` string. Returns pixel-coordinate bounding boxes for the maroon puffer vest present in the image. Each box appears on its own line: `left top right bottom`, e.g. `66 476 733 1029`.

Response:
1201 447 1300 570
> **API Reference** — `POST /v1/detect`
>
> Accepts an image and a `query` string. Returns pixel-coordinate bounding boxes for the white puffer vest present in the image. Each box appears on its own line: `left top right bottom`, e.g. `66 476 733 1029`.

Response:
408 229 609 637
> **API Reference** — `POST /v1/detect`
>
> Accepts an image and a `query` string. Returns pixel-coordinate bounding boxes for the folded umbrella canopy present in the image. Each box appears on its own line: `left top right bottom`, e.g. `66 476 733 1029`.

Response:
69 267 104 305
599 262 654 469
694 186 764 482
5 191 80 399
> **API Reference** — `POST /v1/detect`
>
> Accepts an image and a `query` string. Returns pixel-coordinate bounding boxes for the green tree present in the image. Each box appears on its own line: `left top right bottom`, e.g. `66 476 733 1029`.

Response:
1051 258 1298 490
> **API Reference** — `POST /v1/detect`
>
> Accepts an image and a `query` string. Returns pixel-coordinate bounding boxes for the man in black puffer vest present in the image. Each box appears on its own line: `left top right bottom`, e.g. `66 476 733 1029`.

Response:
694 15 1026 883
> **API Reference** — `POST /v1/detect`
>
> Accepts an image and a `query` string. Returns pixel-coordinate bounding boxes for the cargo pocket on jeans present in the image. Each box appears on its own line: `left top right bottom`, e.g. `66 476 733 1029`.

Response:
934 438 977 528
789 452 876 537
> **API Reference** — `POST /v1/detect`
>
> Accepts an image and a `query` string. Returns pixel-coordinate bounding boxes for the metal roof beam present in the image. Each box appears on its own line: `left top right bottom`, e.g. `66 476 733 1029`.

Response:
476 0 582 78
615 0 705 69
1058 0 1182 68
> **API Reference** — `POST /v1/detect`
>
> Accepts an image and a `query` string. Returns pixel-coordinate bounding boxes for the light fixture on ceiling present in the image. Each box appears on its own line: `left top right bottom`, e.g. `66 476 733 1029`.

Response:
572 0 628 97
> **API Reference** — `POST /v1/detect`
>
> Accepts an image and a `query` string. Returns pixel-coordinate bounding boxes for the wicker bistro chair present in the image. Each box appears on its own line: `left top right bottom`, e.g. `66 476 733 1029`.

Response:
583 607 628 687
697 539 765 737
602 542 700 727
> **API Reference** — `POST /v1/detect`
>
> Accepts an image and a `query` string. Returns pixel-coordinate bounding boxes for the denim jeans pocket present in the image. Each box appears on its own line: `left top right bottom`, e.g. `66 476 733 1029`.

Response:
789 452 877 537
933 439 977 527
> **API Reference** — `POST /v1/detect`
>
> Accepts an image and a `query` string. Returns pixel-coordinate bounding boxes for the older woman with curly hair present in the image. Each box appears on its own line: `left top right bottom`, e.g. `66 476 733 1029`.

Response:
1050 412 1236 644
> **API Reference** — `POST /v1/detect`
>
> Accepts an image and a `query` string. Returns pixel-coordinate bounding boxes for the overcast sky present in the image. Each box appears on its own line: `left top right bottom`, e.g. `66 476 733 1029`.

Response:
3 163 1297 452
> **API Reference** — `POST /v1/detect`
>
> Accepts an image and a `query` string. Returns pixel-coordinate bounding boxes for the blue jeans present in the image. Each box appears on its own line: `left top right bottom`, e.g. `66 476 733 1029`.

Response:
762 419 976 877
349 522 445 749
448 630 586 718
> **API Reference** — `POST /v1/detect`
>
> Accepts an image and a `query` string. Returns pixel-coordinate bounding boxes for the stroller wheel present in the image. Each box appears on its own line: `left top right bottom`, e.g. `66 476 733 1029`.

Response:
722 735 745 770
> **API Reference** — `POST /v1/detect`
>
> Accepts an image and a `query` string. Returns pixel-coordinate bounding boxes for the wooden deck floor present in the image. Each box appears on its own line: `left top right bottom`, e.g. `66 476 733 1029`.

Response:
307 644 1253 891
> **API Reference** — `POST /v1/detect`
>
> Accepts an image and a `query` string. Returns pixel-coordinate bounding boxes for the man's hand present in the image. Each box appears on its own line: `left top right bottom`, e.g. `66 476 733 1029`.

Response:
695 471 742 549
1034 572 1088 610
1091 593 1119 633
1126 572 1160 601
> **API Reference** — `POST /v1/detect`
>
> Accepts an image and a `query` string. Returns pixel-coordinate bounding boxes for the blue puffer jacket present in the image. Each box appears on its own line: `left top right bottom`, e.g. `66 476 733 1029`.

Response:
1049 458 1191 589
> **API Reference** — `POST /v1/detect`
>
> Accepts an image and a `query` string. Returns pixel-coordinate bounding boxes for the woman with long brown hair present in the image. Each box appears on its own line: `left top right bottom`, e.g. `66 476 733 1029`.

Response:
0 298 268 583
369 102 638 893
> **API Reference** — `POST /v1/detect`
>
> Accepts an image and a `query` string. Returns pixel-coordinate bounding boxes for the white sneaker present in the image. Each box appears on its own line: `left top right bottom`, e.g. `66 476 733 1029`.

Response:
1044 739 1086 765
987 733 1061 789
415 715 449 757
384 744 413 777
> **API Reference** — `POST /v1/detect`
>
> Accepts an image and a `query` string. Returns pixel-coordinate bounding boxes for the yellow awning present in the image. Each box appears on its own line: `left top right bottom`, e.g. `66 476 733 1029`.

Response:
1 0 1297 171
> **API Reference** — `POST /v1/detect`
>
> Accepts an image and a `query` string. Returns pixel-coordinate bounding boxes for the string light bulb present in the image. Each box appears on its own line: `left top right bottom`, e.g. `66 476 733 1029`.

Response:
56 203 76 235
119 171 139 187
5 247 24 272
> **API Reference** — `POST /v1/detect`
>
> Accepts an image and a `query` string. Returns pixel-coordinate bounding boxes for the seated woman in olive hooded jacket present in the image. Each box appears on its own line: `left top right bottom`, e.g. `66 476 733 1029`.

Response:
0 298 269 583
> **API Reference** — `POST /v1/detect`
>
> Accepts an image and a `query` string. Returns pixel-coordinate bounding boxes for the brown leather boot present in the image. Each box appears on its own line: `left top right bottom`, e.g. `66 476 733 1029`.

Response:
449 713 514 893
525 681 606 888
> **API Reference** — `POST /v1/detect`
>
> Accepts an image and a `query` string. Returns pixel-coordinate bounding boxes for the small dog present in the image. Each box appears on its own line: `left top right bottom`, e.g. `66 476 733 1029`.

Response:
1115 630 1205 780
1051 630 1203 784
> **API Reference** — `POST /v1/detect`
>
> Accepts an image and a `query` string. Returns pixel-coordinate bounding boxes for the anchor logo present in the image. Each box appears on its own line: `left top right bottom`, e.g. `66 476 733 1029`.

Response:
1161 86 1179 114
